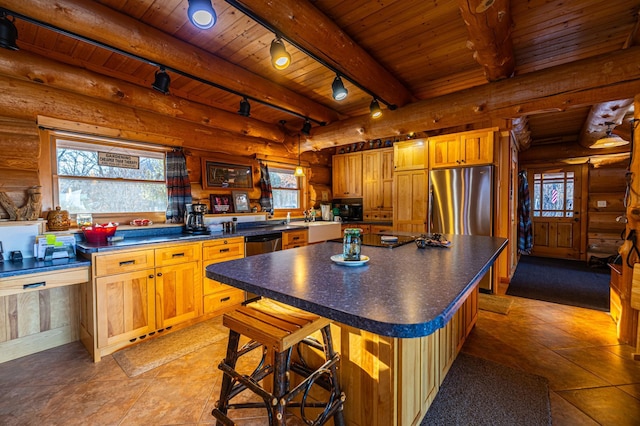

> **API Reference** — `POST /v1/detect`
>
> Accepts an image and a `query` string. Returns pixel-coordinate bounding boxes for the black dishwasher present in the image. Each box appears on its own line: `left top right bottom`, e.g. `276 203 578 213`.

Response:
245 232 283 257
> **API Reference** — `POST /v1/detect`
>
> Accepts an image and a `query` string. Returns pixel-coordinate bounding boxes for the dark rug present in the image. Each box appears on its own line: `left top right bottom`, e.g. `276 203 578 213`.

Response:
506 255 610 311
422 353 551 425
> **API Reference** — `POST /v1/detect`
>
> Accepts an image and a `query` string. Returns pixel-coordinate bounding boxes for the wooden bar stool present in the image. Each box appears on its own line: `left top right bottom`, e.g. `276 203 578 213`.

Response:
212 298 346 426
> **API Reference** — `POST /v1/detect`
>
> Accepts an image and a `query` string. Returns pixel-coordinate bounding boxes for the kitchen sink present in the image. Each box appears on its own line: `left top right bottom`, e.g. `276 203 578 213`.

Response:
289 221 341 243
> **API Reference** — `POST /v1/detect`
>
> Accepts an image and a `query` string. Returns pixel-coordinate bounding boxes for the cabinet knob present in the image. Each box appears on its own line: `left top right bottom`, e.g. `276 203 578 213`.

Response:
157 272 163 277
148 274 154 279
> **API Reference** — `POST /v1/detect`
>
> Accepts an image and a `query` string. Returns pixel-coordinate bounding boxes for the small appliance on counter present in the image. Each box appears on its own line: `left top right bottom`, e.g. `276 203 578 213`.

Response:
331 198 363 222
184 203 208 234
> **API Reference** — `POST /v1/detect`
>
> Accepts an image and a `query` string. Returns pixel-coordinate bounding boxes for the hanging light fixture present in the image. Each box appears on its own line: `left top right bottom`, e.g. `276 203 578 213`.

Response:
151 67 171 94
370 98 383 119
0 11 19 51
332 75 348 101
294 135 305 177
238 97 251 117
270 37 291 70
187 0 216 29
301 119 311 136
591 121 629 149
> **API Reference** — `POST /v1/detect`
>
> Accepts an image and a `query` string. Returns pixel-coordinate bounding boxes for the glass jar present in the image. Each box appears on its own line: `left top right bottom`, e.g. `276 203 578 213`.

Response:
76 213 93 228
342 228 362 261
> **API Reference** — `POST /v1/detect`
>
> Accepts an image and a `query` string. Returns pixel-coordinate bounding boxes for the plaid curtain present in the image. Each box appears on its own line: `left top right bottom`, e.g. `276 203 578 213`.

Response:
258 161 273 213
165 149 192 223
518 170 533 254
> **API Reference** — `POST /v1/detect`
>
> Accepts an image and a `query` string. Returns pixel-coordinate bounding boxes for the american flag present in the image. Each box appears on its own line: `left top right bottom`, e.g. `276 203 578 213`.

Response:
551 188 558 204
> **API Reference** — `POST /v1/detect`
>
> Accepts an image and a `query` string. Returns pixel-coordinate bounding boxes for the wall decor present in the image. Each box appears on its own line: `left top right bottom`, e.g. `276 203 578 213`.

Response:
202 159 253 189
232 191 251 213
210 194 233 214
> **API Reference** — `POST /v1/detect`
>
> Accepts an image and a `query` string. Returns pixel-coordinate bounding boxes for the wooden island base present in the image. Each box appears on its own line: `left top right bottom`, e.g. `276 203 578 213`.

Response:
299 286 478 426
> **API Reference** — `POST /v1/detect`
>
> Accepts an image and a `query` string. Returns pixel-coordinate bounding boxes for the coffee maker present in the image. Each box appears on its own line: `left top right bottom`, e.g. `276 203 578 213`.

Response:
184 203 208 234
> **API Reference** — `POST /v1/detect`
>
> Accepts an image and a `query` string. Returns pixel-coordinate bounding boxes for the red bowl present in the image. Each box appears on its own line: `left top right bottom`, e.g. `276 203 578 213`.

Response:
82 224 118 244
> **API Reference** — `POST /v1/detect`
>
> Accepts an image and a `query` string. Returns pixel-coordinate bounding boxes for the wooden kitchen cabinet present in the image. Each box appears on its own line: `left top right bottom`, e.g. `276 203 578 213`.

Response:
332 152 363 198
429 129 494 168
89 242 201 360
394 139 427 171
370 224 393 234
363 148 394 220
283 229 308 249
394 169 428 233
202 237 245 316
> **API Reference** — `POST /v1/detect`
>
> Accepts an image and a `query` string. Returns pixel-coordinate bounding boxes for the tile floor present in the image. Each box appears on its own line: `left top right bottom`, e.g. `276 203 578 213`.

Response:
0 296 639 425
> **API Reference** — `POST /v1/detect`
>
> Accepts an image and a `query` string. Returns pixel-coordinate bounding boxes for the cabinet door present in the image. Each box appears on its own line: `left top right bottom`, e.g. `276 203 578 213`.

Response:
394 140 427 170
155 262 202 328
460 130 494 166
332 153 362 198
429 134 460 168
96 269 155 348
363 151 381 211
380 148 394 211
394 170 428 233
283 229 308 249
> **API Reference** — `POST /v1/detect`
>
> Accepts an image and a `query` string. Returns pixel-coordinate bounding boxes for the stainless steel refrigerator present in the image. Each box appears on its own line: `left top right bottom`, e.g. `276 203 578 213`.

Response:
429 165 494 291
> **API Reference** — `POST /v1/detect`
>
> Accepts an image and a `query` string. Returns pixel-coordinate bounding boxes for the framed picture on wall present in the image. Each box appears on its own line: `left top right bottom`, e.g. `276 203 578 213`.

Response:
232 191 251 213
210 194 233 214
201 159 253 189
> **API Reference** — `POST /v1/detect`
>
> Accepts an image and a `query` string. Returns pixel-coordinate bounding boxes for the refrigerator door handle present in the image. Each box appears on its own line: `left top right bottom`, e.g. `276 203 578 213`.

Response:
428 188 433 234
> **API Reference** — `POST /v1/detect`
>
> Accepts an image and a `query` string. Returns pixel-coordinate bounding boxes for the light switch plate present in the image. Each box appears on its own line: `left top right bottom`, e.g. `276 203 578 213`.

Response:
597 200 607 208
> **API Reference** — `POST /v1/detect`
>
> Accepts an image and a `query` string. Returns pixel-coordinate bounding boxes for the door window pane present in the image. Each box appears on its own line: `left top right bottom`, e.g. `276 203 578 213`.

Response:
532 170 574 218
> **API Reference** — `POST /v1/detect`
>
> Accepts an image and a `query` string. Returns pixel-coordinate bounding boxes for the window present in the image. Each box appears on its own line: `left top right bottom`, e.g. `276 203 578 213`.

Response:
532 171 574 217
268 167 301 209
54 137 168 214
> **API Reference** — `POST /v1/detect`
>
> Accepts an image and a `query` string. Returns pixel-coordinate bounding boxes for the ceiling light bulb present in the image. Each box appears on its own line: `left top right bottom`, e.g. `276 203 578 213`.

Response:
188 0 216 30
370 99 383 119
332 75 348 101
294 166 305 177
270 38 291 70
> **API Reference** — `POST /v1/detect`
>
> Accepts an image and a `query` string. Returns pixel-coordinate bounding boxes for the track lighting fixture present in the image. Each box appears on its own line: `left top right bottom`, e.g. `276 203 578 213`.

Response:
0 12 19 51
238 97 251 117
151 67 171 94
187 0 216 29
370 99 383 119
270 37 291 70
591 121 628 149
294 135 305 177
332 75 348 101
301 119 312 135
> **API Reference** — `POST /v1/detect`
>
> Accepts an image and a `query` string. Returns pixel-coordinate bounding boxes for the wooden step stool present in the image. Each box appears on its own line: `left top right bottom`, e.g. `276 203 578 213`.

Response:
212 298 346 426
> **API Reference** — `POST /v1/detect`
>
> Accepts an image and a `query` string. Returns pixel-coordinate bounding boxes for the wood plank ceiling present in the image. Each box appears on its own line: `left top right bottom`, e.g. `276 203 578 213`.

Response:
0 0 639 156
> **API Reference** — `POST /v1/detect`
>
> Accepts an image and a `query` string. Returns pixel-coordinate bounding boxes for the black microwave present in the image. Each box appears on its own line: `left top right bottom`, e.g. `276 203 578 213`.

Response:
332 198 363 222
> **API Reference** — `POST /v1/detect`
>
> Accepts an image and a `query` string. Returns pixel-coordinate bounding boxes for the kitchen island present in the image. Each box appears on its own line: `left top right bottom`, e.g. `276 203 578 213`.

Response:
206 234 507 426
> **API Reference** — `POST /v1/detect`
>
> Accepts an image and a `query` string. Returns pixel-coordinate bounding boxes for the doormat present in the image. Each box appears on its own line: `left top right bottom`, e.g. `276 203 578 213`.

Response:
113 317 229 377
422 353 551 425
478 293 513 315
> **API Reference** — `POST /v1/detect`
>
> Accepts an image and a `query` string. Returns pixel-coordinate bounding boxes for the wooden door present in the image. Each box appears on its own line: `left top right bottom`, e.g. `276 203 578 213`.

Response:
528 164 587 259
394 170 428 233
155 262 201 328
95 269 156 348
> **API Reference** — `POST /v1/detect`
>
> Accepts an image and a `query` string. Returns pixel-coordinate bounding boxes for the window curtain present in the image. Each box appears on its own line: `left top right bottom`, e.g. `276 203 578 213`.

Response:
518 170 533 254
165 149 192 223
258 161 273 213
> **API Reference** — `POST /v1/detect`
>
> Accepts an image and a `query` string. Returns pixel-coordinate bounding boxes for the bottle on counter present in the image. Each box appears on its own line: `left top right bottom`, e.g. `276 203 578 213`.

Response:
286 212 291 224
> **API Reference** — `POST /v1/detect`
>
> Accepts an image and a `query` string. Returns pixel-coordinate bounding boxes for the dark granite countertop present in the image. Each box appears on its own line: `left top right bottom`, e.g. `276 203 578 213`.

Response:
206 234 507 338
0 257 91 279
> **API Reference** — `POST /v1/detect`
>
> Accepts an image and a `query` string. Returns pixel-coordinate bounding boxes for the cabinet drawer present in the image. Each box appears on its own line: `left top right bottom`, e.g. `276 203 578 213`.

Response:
283 230 308 246
203 238 244 262
204 287 245 314
95 250 154 276
0 267 89 297
155 243 200 266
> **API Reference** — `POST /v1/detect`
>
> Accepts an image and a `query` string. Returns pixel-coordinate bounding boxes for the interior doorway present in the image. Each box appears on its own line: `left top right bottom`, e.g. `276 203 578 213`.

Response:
526 164 588 260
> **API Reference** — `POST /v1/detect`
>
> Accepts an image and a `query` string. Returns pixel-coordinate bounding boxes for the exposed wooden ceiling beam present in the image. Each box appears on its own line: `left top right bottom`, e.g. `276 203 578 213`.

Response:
510 116 531 151
578 100 633 148
459 0 515 81
0 0 339 125
305 47 640 149
226 0 413 108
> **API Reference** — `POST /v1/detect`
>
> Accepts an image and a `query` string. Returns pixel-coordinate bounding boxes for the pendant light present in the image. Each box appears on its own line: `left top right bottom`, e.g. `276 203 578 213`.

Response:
0 12 19 51
187 0 216 29
370 98 383 119
238 97 251 117
151 67 171 94
332 75 348 101
591 121 628 149
294 135 305 177
270 37 291 70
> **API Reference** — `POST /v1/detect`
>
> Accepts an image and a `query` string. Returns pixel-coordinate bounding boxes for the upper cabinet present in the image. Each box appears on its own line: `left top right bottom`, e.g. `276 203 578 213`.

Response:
429 130 494 168
332 152 363 198
394 139 428 171
363 148 394 220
